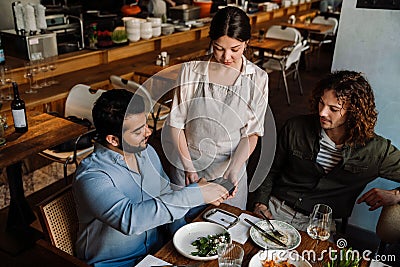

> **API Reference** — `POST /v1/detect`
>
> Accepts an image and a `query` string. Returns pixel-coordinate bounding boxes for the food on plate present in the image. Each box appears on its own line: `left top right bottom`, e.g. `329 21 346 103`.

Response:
190 232 230 257
262 259 296 267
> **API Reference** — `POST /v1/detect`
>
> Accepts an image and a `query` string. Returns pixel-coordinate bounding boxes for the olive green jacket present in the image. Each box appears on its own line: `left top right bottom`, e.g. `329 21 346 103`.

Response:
252 114 400 218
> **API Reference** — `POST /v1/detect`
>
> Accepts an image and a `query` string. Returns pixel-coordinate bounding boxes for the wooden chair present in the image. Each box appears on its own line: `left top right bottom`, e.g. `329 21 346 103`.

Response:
36 185 89 266
37 185 78 256
39 84 104 184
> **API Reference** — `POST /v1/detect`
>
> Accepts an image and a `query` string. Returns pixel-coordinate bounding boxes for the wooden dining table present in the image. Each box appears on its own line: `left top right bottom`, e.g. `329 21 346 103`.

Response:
250 37 295 55
0 112 87 253
154 203 334 267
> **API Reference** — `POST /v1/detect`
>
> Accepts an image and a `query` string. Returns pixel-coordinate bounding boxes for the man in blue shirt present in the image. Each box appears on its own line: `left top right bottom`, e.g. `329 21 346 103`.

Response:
73 89 229 266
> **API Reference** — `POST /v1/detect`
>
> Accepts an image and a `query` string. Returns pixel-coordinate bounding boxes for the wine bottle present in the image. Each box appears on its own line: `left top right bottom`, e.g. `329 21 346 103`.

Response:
0 37 5 65
11 82 28 133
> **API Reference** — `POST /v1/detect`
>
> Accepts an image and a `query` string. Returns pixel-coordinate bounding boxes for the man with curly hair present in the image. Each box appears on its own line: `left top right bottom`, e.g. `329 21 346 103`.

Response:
251 70 400 231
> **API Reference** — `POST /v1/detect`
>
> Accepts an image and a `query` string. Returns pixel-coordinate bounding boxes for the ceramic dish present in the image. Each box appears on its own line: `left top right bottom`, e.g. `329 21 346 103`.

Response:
173 221 231 261
249 250 312 267
174 25 191 32
250 220 301 250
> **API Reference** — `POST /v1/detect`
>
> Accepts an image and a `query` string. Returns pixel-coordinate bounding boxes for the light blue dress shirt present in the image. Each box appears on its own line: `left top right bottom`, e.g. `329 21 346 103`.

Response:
73 143 204 266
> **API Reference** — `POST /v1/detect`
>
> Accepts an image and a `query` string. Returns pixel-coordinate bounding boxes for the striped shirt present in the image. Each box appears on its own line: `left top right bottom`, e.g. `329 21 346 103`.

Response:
316 129 343 173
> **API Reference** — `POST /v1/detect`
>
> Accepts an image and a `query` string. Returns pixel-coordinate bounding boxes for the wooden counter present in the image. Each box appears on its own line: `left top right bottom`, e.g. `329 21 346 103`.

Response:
0 3 316 121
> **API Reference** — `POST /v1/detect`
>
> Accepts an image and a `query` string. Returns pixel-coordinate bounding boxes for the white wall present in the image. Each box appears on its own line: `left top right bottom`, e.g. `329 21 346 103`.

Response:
0 0 40 30
332 0 400 231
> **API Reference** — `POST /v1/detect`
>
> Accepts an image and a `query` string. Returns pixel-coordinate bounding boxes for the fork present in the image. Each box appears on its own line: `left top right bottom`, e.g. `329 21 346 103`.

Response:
260 210 284 238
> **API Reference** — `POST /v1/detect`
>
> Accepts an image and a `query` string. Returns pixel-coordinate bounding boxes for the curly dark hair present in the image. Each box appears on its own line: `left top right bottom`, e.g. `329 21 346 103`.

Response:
310 70 378 147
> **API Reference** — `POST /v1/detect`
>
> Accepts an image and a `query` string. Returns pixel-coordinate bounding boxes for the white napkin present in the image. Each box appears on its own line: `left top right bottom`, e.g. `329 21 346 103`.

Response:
23 4 37 33
228 213 261 244
34 4 47 31
135 254 170 267
13 3 25 32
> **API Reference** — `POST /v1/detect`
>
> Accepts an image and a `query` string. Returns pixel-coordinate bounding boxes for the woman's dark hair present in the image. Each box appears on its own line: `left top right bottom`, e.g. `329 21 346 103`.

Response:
92 89 145 144
310 70 378 147
209 6 251 42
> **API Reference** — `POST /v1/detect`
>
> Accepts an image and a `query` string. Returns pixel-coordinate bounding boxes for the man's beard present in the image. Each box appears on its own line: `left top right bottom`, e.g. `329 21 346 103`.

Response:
120 138 147 154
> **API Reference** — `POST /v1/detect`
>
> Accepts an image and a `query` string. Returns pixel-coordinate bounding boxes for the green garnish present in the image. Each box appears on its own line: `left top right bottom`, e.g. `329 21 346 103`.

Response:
323 248 361 267
190 232 231 257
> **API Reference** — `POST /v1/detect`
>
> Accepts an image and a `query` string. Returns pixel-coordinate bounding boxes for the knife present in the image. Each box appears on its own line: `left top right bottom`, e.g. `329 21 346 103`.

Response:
244 218 287 248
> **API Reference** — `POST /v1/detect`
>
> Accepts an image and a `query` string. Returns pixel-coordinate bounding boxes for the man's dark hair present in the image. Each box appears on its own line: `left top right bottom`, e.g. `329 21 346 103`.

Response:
92 89 145 144
310 70 378 147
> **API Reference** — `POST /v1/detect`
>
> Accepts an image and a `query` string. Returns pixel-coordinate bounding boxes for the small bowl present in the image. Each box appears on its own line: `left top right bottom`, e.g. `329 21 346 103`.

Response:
174 25 191 32
161 23 175 35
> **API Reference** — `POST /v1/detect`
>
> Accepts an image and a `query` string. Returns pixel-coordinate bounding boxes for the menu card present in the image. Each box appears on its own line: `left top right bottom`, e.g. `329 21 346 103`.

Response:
135 254 170 267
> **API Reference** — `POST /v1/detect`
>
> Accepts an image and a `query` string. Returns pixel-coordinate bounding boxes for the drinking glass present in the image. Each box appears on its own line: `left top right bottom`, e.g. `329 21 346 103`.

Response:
47 57 59 85
1 65 13 100
40 59 51 87
307 204 332 251
24 62 37 94
31 60 42 89
217 243 244 267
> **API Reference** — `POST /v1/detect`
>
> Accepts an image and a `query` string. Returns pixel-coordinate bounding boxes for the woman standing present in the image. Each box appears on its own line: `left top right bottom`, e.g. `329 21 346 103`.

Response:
166 6 269 209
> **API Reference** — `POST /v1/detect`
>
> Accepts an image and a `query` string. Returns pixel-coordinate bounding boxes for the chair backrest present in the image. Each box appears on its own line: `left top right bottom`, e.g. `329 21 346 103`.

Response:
312 16 339 35
266 25 302 43
285 42 304 69
65 84 106 124
109 75 155 115
37 185 78 256
376 204 400 243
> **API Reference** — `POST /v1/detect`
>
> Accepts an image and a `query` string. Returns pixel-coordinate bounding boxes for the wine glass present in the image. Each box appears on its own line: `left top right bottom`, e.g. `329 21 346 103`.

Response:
31 60 42 89
1 65 13 100
24 62 37 94
40 59 51 87
47 57 59 85
307 204 332 254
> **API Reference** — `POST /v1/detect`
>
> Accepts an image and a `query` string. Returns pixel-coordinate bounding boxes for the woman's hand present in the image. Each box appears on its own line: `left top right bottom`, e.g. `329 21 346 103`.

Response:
185 171 199 185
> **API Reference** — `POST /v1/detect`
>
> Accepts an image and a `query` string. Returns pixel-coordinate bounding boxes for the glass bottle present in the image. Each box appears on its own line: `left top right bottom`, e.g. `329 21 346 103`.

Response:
11 82 28 133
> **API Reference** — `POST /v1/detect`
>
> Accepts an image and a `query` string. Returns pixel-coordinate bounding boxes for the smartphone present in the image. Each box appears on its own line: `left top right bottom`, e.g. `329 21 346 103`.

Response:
202 208 239 229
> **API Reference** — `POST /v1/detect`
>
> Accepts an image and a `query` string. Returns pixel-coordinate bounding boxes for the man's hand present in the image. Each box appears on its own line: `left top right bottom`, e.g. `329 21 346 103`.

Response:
357 188 400 211
197 178 229 206
185 171 199 185
253 202 273 219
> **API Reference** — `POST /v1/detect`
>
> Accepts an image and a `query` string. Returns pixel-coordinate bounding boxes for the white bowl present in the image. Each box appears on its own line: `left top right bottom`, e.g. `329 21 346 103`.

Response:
248 250 312 267
173 221 231 261
161 23 175 35
140 21 152 30
147 17 162 26
128 33 141 42
152 25 161 37
125 19 141 28
174 25 191 32
126 27 140 34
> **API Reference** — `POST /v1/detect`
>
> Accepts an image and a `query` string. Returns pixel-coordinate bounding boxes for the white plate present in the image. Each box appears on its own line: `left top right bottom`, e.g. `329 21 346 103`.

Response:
250 220 301 250
249 250 312 267
173 221 230 261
